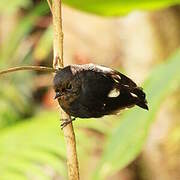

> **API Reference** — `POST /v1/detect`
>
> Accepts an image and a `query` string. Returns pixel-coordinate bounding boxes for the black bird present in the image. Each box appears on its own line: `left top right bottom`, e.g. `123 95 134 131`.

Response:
53 64 148 127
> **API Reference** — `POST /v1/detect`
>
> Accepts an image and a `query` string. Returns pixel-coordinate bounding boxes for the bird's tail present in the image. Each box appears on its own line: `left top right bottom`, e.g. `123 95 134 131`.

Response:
131 87 148 110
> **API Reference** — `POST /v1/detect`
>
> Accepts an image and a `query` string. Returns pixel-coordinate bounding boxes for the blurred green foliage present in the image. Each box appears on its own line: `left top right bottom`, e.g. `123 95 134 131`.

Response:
0 1 49 129
0 1 49 64
63 0 180 16
0 0 180 179
0 0 32 14
33 26 53 61
0 111 110 179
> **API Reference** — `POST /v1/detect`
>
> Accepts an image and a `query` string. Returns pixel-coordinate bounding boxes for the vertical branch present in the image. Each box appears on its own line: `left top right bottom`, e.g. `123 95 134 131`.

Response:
52 0 63 68
51 0 80 180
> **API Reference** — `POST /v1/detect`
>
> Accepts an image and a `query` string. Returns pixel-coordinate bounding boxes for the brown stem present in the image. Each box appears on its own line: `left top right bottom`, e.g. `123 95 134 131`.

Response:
0 66 56 75
51 0 80 180
52 0 63 68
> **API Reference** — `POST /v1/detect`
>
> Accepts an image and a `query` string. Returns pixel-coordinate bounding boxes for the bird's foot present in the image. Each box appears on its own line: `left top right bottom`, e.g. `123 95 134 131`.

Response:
60 117 76 129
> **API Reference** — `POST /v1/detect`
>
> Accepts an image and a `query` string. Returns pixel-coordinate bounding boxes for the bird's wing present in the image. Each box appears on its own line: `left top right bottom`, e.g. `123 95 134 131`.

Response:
75 64 148 110
78 63 137 88
104 68 136 88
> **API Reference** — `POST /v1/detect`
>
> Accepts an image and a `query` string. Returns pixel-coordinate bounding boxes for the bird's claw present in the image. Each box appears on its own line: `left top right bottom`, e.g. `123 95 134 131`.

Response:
60 117 76 129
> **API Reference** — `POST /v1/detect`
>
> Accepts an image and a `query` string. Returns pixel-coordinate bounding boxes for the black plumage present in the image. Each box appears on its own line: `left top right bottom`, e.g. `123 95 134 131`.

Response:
53 64 148 121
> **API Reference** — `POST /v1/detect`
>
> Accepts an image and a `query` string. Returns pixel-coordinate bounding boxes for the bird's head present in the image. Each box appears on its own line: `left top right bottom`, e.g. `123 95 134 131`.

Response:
53 66 81 102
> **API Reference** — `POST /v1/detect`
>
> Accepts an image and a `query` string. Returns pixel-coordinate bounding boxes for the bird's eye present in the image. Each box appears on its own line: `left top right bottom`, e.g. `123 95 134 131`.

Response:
55 89 60 93
66 83 72 90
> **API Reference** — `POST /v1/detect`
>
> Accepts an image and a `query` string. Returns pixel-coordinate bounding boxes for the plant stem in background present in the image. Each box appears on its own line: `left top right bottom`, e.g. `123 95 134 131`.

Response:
51 0 80 180
47 0 52 12
0 66 56 75
52 0 63 68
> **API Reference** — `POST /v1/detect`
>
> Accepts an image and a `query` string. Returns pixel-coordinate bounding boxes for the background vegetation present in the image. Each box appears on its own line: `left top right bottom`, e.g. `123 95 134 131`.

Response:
0 0 179 179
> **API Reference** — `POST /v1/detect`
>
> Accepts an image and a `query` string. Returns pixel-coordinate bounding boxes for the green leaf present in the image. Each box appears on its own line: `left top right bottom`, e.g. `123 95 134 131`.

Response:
63 0 180 16
93 49 180 179
0 111 109 179
0 112 66 179
0 0 31 14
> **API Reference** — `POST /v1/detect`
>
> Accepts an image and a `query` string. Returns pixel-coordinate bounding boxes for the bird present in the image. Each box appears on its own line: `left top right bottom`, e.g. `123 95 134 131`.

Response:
53 63 148 128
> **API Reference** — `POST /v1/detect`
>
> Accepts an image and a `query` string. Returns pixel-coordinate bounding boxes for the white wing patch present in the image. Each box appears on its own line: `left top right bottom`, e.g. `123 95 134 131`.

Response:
95 64 112 72
113 78 119 83
111 74 121 83
130 92 138 98
108 88 120 98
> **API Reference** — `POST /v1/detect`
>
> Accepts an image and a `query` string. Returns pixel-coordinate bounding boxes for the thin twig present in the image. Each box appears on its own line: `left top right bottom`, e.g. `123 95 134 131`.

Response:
47 0 52 12
51 0 80 180
52 0 64 68
0 66 56 75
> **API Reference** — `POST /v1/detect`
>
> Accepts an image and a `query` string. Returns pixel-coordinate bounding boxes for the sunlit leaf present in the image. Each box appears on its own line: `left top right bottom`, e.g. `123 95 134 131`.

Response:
63 0 180 16
0 111 109 179
0 112 67 179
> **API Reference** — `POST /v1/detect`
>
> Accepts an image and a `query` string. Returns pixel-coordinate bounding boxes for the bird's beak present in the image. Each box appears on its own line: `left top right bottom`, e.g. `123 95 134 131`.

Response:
54 92 61 99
